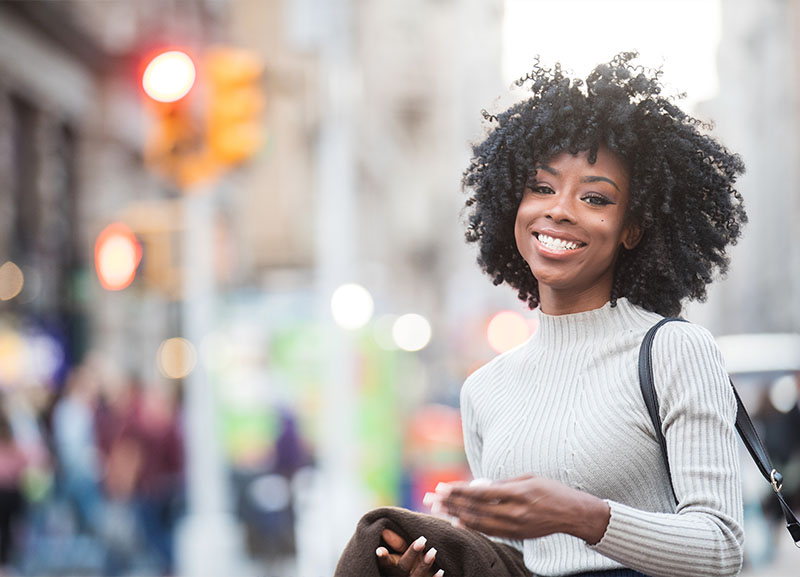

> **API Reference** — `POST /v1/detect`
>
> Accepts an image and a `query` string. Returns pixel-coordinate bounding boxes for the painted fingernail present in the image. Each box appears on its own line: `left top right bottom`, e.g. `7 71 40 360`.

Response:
470 477 492 487
450 517 462 529
435 482 452 496
434 570 445 577
376 547 387 557
422 492 445 506
424 547 437 564
430 502 442 514
412 535 427 551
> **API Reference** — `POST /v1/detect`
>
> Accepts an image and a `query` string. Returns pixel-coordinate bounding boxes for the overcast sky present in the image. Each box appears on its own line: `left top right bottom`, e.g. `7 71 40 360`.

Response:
503 0 721 112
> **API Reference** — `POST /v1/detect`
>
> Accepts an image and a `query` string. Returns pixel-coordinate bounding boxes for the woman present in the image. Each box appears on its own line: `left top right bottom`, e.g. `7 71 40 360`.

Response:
339 52 747 577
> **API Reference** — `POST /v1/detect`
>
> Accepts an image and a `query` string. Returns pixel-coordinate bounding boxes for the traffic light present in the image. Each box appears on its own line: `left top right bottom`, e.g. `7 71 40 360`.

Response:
142 50 196 103
141 50 201 181
140 46 264 188
205 46 265 166
112 201 182 298
95 222 142 291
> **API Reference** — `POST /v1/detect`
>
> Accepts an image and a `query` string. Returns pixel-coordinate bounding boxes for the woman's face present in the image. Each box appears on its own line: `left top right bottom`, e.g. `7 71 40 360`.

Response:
514 146 640 314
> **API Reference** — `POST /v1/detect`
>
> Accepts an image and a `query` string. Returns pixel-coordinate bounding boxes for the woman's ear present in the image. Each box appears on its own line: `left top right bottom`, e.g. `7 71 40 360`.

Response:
622 225 643 250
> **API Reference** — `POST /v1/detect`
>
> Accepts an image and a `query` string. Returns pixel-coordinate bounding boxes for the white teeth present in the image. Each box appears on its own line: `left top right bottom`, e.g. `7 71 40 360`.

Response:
538 234 581 251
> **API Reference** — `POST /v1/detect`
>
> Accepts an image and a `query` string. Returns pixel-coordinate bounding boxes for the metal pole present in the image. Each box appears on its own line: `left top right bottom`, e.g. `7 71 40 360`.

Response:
175 186 249 576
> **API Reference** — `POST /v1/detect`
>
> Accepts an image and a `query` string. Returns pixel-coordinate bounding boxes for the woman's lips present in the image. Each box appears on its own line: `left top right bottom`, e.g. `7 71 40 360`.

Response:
534 232 587 253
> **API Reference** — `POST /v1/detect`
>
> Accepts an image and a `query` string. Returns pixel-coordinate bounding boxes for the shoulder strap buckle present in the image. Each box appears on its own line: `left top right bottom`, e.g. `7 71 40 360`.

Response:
770 469 783 494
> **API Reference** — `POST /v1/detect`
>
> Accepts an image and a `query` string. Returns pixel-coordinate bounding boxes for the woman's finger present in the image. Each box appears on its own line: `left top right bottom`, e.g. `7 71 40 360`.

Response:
445 483 520 504
381 528 409 552
395 535 427 575
379 551 446 577
441 491 517 523
409 545 438 577
376 546 404 576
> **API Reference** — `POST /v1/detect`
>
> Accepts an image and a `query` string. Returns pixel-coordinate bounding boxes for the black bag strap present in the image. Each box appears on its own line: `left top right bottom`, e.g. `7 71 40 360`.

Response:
638 317 800 546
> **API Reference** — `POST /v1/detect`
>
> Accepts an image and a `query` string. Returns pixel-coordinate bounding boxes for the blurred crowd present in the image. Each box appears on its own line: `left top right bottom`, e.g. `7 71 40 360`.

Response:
0 355 184 576
0 353 795 576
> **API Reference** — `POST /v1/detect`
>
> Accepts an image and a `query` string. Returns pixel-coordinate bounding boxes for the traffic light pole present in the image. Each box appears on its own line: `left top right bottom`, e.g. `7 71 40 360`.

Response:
141 47 257 577
175 186 250 577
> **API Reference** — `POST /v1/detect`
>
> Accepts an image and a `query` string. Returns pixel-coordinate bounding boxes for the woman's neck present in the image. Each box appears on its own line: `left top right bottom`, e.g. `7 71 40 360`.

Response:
538 287 612 316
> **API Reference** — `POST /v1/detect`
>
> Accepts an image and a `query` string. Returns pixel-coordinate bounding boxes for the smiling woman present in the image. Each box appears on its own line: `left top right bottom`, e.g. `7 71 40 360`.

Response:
514 146 640 315
335 52 748 577
464 52 745 318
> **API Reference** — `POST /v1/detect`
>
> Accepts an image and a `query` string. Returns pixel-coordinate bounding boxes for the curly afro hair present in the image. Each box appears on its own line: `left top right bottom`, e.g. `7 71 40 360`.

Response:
462 52 747 317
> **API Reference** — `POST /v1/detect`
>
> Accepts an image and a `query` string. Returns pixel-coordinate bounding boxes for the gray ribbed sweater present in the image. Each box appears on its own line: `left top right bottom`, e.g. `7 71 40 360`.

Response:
460 298 744 577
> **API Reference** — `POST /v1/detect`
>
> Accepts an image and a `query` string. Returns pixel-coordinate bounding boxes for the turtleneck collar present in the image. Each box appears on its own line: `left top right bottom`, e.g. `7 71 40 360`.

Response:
529 297 662 351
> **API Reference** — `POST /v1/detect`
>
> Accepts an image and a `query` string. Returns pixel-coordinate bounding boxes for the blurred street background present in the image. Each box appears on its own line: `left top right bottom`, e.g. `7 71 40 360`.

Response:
0 0 798 575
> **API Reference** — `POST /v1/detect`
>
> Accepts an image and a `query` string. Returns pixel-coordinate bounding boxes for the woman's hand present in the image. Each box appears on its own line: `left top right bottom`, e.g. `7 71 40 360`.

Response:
375 528 444 577
435 475 610 544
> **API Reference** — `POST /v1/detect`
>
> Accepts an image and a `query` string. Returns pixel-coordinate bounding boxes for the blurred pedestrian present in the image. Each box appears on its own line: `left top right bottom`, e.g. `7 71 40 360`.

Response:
261 408 312 557
51 363 104 533
132 385 183 575
101 431 145 576
273 407 313 480
97 379 183 575
337 52 748 577
0 397 27 567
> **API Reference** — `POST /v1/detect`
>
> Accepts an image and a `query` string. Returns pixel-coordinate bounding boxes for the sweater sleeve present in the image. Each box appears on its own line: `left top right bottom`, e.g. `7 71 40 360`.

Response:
590 322 744 577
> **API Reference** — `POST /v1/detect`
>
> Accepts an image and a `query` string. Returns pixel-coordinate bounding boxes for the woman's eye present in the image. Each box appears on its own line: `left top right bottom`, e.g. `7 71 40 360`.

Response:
529 185 554 195
583 194 613 206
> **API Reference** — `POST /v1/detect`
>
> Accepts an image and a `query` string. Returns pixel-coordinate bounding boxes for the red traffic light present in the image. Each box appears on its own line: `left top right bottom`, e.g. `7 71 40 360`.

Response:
142 50 196 103
95 222 142 291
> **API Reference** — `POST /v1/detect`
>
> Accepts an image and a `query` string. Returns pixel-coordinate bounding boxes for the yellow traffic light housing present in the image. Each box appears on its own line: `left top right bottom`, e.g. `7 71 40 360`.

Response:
140 46 265 189
205 46 265 166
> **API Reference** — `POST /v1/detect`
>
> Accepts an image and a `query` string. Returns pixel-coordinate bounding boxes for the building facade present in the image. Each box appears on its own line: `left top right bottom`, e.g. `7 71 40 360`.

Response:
690 0 800 336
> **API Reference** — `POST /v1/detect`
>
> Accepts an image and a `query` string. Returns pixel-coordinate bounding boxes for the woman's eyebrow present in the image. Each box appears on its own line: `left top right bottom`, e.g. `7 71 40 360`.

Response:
581 175 621 192
534 164 558 176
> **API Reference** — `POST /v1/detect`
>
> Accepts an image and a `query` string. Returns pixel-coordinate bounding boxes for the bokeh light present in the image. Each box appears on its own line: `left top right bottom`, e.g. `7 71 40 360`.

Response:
27 333 64 386
0 327 63 388
486 310 531 354
0 261 24 301
142 50 196 103
392 313 432 352
0 329 24 386
769 374 798 413
248 474 292 512
157 337 198 379
95 222 142 291
330 283 374 330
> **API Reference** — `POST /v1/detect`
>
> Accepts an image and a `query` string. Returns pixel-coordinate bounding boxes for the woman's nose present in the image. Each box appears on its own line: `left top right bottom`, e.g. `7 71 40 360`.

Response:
544 193 576 223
